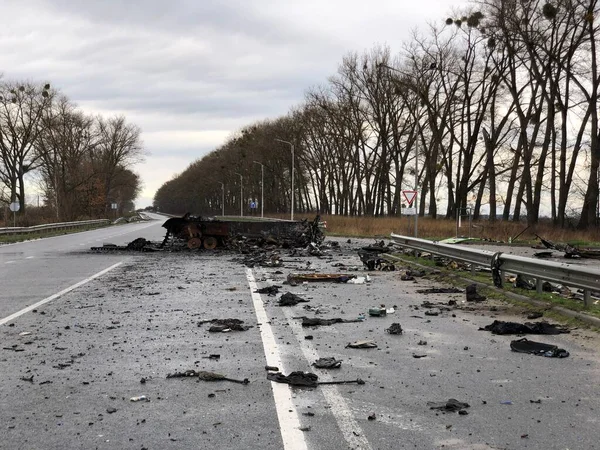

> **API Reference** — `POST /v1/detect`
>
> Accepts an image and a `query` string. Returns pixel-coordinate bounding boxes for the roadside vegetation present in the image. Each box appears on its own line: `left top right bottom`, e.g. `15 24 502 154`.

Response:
0 81 144 226
296 214 600 245
155 1 600 232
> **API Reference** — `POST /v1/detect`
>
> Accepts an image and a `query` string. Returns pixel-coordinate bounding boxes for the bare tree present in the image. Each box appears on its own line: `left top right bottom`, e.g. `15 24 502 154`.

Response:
0 81 52 212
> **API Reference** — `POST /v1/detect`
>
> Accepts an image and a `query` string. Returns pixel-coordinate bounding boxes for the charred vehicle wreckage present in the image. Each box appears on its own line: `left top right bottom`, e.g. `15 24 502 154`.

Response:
91 213 326 253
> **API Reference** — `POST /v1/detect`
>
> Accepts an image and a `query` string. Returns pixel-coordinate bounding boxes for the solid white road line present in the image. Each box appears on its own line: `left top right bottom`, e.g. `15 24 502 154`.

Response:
0 261 123 326
274 283 374 450
246 269 309 450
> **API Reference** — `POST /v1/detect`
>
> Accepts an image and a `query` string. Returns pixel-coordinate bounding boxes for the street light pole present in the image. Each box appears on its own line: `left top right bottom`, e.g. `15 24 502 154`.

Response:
275 139 294 220
378 62 436 238
219 182 225 216
414 131 419 238
234 172 243 217
253 161 265 218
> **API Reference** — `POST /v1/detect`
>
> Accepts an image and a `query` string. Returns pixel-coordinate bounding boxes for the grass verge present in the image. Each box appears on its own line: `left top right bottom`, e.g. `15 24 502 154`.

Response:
386 251 600 325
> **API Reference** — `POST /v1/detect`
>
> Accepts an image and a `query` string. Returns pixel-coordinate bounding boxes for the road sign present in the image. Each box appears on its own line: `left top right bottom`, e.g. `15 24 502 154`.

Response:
111 203 118 210
250 201 257 209
403 207 416 215
402 190 417 206
9 202 20 212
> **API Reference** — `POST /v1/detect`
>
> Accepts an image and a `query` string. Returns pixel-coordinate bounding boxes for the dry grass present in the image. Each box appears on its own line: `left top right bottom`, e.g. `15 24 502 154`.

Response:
291 214 600 244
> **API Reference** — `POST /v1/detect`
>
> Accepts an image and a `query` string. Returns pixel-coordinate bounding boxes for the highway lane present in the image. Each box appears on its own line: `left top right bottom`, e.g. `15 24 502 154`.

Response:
0 213 166 320
1 236 599 449
0 237 600 450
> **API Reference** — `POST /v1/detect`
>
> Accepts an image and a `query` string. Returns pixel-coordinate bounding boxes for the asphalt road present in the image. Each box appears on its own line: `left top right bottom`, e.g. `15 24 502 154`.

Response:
0 214 166 319
1 222 600 450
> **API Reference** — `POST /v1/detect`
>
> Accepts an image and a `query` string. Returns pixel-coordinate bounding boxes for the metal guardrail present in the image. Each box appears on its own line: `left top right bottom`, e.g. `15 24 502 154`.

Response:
0 219 111 236
390 233 600 307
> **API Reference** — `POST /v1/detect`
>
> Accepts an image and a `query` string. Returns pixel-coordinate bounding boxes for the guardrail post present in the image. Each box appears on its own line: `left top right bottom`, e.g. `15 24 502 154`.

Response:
471 264 476 275
583 289 591 308
536 278 543 294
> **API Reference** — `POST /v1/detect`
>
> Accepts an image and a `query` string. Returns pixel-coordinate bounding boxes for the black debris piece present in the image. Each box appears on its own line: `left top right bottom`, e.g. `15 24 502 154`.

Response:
466 284 486 302
265 365 279 371
278 292 309 306
407 269 426 277
424 310 439 316
254 285 282 296
358 246 396 271
510 338 569 358
417 287 462 294
126 237 160 251
288 273 356 285
527 312 544 320
312 357 342 369
386 323 403 335
166 370 249 384
427 398 470 413
514 274 536 290
400 274 414 281
267 371 319 387
481 320 569 335
199 318 252 332
534 251 553 258
298 317 362 327
319 378 365 385
413 354 427 359
346 340 377 349
536 234 556 250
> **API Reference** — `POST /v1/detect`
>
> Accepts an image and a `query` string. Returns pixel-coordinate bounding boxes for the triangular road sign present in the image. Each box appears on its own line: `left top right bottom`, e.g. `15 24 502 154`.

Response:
402 190 417 206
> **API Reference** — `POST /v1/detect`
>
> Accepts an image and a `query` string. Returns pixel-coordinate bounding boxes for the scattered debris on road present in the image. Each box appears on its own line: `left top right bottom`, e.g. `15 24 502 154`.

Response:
166 370 250 384
510 338 570 358
312 357 342 369
416 287 462 294
481 320 570 335
255 285 281 296
198 318 253 332
368 306 387 317
287 273 356 285
466 284 486 302
267 371 319 387
427 399 470 414
298 317 363 327
346 340 377 349
278 292 309 306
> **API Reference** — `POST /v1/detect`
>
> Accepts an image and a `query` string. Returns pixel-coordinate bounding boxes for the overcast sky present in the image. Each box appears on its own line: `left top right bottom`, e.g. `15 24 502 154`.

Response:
1 0 467 208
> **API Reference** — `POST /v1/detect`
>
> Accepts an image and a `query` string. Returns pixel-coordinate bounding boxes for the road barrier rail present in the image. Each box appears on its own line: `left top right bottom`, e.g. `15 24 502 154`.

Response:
0 219 111 236
390 233 600 307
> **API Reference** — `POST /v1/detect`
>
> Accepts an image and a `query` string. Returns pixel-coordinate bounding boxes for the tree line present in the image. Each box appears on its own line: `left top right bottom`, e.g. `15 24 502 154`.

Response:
154 0 600 229
0 79 143 222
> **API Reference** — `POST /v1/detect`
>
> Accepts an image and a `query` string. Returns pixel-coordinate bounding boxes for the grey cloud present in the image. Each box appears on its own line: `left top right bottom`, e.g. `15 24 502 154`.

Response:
2 0 464 206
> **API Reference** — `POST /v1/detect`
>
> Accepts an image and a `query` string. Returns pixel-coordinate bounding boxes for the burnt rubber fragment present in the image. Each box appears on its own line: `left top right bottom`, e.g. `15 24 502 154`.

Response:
510 338 569 358
481 320 569 335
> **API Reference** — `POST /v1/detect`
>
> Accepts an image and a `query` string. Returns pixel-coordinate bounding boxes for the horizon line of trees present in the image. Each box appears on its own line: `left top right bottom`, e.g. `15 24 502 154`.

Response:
155 0 600 229
0 78 144 222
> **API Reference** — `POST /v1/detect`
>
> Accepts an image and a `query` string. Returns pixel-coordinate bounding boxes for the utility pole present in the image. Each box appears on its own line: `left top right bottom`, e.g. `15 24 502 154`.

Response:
234 172 243 217
253 161 265 218
275 139 294 220
219 182 225 216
